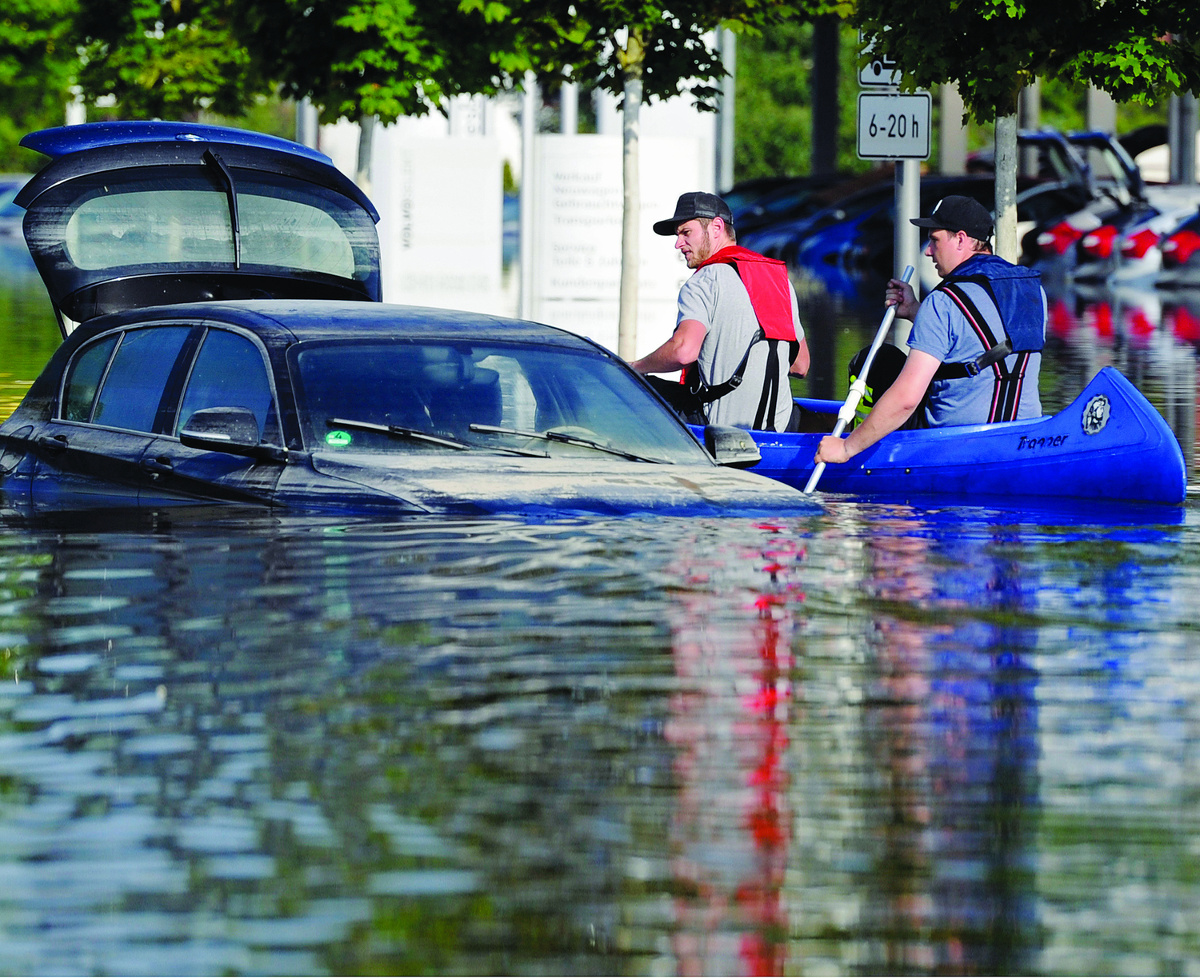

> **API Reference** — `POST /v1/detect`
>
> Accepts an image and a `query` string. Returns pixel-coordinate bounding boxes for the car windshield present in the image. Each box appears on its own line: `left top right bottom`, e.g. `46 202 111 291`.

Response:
291 339 711 465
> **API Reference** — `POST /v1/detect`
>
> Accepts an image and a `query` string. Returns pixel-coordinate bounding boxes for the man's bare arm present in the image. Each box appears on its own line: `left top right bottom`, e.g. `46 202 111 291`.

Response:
629 319 707 374
789 338 811 377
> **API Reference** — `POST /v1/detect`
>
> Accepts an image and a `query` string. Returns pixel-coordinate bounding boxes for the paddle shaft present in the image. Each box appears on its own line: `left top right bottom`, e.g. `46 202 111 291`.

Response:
803 265 915 494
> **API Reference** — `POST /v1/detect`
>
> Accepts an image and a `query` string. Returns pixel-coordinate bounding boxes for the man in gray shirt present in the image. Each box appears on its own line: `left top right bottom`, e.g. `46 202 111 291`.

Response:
630 192 810 432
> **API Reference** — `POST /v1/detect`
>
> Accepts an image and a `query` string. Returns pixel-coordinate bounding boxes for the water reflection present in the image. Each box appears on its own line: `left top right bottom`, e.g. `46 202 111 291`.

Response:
0 512 832 974
665 523 802 973
0 462 1196 973
854 508 1038 975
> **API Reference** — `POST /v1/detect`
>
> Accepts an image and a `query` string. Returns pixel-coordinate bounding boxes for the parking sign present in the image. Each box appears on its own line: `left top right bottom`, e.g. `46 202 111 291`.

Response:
857 92 931 160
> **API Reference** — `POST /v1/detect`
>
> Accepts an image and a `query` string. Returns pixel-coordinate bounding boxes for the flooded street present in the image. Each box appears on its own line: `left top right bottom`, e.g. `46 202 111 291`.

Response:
2 249 1200 975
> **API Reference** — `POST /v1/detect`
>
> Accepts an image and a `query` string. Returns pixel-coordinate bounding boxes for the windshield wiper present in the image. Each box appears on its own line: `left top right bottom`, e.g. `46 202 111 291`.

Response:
469 423 667 463
203 148 241 269
327 418 548 457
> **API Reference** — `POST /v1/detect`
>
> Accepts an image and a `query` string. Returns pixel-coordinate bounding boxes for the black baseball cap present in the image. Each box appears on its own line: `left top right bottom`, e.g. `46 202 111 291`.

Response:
911 195 993 240
653 191 734 235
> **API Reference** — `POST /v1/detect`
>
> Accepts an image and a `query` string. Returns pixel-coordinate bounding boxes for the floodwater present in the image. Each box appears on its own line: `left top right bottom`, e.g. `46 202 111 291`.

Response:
3 243 1200 976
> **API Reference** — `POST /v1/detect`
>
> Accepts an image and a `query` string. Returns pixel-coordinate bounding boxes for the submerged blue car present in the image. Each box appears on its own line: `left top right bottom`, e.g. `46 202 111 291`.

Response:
0 122 813 519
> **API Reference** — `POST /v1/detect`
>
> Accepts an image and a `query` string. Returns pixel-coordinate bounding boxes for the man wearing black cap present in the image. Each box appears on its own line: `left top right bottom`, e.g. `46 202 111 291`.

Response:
630 191 810 432
815 194 1046 466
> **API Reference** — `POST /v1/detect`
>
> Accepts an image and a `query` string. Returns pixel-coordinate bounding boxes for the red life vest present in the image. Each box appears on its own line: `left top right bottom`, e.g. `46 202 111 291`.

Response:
684 246 800 431
694 246 798 343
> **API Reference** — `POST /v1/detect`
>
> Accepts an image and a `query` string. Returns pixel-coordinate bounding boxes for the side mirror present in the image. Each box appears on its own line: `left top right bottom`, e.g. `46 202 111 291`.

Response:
703 425 761 468
179 406 281 461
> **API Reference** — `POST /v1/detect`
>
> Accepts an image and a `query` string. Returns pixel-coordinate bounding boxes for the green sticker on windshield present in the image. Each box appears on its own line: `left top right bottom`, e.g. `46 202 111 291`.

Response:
325 430 353 447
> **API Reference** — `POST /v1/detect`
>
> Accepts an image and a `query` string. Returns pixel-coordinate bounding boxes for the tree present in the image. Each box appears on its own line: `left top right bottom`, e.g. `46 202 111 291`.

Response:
54 0 847 357
71 0 264 120
224 0 508 125
854 0 1200 261
735 17 872 181
0 0 80 170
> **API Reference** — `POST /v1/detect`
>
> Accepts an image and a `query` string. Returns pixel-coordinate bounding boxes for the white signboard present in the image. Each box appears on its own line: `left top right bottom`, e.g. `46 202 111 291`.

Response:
857 92 931 160
370 133 507 314
529 134 705 358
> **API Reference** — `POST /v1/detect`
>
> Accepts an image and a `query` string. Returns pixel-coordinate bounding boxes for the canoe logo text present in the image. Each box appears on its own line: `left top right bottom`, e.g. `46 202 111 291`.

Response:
1082 394 1110 435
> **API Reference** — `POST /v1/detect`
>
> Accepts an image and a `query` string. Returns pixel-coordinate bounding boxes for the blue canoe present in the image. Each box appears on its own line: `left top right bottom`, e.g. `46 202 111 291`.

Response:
694 366 1188 505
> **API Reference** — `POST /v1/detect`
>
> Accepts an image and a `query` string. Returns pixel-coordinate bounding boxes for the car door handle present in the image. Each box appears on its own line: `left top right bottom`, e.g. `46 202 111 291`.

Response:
36 434 69 453
141 456 174 477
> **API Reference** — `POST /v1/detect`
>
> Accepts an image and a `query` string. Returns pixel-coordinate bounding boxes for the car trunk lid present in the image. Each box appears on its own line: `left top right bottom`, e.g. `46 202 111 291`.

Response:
16 121 381 336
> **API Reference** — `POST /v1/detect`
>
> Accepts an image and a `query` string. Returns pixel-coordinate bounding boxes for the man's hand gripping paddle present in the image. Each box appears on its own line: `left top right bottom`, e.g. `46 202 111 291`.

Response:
803 265 915 495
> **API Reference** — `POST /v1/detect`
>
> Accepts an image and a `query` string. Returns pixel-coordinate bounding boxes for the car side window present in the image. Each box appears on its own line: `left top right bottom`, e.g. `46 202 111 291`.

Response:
65 327 191 431
176 329 279 444
62 334 119 421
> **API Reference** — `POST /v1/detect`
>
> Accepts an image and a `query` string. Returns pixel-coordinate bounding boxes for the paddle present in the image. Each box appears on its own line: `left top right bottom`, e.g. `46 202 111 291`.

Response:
803 264 915 494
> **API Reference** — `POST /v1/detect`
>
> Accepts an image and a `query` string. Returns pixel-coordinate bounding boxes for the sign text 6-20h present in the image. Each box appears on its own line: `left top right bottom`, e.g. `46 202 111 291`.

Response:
856 92 931 160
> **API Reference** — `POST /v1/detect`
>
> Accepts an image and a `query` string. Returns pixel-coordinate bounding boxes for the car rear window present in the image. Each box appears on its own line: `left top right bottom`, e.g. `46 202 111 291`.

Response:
64 186 357 279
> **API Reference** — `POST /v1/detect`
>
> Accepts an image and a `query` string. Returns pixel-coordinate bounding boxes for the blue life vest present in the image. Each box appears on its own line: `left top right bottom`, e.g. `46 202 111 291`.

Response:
931 253 1044 422
938 253 1044 355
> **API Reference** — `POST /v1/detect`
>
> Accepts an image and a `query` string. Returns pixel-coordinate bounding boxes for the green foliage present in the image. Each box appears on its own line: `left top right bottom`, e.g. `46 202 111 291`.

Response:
225 0 507 124
73 0 266 119
0 0 80 169
733 17 872 180
466 0 843 112
199 97 297 140
853 0 1200 125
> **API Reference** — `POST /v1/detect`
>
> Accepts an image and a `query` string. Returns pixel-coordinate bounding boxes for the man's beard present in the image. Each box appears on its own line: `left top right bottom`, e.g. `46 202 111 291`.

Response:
686 229 716 268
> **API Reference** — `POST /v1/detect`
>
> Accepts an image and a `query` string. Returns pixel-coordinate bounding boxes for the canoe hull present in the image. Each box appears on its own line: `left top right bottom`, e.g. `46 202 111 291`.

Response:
694 367 1188 505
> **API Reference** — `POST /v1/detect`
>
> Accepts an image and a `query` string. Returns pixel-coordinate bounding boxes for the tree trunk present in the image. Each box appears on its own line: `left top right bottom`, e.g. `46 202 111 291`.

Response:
356 115 377 195
993 112 1019 262
617 30 644 362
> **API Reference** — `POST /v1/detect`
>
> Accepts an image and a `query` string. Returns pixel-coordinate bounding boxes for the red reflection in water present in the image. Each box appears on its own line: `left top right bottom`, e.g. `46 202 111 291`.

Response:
665 529 803 976
1047 298 1076 339
1169 304 1200 344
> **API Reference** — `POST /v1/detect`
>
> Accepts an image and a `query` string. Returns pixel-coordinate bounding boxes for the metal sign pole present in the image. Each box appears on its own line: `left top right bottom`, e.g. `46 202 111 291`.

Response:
857 33 928 347
893 158 921 348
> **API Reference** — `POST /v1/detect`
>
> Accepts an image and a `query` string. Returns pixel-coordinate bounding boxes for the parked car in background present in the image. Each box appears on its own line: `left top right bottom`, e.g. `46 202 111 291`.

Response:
1098 187 1200 285
0 121 814 520
773 172 1088 297
741 130 1092 297
1023 130 1176 284
1157 207 1200 289
720 175 802 216
730 171 882 238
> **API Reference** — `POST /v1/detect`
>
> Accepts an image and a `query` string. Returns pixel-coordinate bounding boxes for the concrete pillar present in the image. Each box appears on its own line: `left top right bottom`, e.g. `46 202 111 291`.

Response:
1169 93 1198 185
1087 87 1117 135
715 29 736 191
295 98 319 149
1019 80 1040 177
560 81 578 135
940 84 966 175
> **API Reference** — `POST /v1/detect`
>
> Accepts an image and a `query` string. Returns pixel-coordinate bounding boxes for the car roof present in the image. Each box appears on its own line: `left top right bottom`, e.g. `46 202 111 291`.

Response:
67 299 611 352
16 122 381 334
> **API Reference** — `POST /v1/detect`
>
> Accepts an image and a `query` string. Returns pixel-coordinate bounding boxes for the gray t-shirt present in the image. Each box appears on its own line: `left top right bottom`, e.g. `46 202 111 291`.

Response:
908 282 1046 426
676 263 804 430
